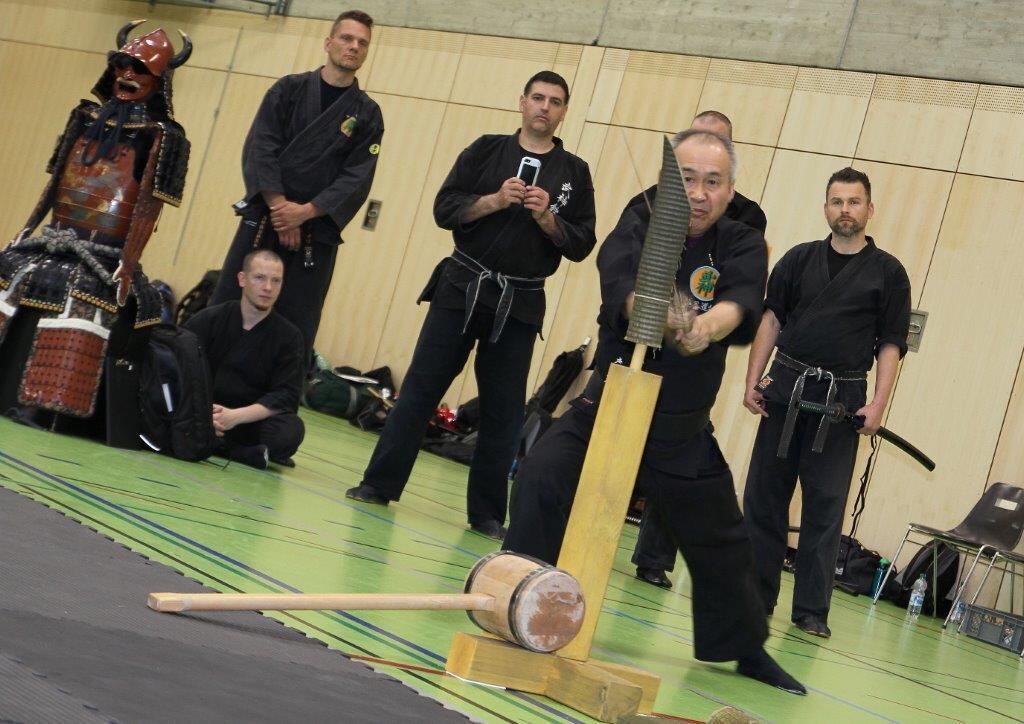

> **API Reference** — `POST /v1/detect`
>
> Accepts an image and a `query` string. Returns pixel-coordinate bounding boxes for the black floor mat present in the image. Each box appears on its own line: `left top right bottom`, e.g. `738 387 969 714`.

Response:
0 487 467 723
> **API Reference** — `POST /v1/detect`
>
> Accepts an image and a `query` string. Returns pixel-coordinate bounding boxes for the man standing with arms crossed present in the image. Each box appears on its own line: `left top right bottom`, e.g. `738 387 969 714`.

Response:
742 167 911 638
346 71 597 539
211 10 384 366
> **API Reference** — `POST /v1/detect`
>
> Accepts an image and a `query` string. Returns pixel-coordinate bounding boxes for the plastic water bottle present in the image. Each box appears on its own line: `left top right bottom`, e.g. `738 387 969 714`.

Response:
907 575 927 618
871 558 890 598
949 599 966 625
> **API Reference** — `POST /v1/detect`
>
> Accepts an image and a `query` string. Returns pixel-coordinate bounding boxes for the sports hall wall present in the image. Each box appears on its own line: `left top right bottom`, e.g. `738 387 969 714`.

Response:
2 0 1023 583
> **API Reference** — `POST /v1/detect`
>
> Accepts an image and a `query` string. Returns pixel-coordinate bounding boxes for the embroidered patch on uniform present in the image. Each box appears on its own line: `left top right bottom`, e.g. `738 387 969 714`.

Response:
757 375 773 391
368 143 381 155
548 181 573 216
340 116 358 137
689 265 720 302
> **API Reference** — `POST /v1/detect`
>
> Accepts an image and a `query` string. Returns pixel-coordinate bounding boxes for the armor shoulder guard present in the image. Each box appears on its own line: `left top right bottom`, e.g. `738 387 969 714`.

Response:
152 121 190 207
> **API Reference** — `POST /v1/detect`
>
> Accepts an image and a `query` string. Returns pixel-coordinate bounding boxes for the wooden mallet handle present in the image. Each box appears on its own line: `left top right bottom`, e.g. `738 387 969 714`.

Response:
148 592 496 613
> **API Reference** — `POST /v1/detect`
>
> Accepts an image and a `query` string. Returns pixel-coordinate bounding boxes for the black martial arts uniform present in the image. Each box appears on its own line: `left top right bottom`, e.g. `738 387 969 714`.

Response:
503 189 771 662
185 301 306 462
357 131 596 528
629 186 767 575
211 71 384 363
743 236 910 622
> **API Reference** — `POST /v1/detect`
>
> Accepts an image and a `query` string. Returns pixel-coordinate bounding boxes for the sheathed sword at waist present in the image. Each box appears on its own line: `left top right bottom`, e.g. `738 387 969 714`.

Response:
797 399 935 472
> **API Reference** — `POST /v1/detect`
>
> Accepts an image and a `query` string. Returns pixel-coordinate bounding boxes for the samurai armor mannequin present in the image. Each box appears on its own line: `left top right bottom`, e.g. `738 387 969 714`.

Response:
0 21 191 417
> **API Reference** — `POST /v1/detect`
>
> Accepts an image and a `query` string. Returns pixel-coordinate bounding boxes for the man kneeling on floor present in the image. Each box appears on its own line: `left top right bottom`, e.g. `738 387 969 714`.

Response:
185 249 305 469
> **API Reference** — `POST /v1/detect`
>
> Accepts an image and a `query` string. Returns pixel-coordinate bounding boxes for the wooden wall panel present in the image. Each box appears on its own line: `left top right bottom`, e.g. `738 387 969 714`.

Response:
313 95 447 372
778 68 874 157
609 51 708 133
372 105 520 403
855 175 1024 560
856 76 977 171
0 44 100 243
989 355 1024 489
732 143 774 206
959 85 1024 182
696 59 796 147
854 162 952 302
449 37 580 111
586 49 626 125
138 65 230 291
0 0 243 72
171 73 275 288
233 16 318 79
362 27 463 101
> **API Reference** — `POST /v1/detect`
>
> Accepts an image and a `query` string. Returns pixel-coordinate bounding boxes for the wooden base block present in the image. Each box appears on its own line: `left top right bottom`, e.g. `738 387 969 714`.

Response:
547 656 642 722
585 659 661 714
446 631 551 693
446 633 661 722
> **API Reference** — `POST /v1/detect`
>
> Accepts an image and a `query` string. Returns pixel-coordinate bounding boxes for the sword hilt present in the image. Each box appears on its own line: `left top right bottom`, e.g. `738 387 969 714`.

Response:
796 400 935 472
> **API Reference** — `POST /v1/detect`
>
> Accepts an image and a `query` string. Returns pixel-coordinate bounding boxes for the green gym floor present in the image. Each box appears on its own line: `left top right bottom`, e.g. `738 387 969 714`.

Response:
1 412 1021 723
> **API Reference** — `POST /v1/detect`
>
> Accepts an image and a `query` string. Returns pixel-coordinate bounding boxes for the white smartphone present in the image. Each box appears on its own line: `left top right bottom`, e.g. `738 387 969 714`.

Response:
517 156 541 186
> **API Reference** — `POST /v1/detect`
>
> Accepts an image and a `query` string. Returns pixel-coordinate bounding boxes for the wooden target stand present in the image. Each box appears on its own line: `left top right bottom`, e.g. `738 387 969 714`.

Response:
447 138 689 721
446 354 662 722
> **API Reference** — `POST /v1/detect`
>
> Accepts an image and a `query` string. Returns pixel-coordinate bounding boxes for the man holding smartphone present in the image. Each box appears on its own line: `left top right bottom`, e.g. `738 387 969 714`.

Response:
347 71 597 539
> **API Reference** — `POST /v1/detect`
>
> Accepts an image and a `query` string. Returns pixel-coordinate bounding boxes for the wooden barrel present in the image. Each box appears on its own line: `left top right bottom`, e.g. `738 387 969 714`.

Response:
464 551 585 653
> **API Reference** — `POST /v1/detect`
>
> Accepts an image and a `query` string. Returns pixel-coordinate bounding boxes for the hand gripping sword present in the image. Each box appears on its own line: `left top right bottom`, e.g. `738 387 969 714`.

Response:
796 399 936 471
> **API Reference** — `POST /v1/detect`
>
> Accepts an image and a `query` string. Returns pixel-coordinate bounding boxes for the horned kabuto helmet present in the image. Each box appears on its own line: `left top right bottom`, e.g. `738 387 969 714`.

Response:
113 20 192 78
93 20 193 119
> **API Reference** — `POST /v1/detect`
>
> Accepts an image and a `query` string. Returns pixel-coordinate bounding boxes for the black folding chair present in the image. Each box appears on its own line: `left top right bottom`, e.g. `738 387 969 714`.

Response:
872 483 1024 627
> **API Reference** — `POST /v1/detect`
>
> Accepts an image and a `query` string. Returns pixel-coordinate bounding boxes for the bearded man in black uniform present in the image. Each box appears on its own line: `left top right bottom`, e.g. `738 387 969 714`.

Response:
503 130 805 695
742 167 911 639
346 71 597 540
211 10 384 366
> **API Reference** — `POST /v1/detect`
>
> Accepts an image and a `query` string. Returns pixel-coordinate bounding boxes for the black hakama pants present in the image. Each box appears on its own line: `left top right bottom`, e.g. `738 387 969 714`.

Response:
503 404 768 662
743 401 859 622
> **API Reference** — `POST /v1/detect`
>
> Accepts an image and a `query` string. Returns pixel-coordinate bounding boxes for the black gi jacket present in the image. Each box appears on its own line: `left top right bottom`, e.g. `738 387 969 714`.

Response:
185 301 305 414
758 236 911 410
424 131 597 328
240 70 384 246
590 187 768 474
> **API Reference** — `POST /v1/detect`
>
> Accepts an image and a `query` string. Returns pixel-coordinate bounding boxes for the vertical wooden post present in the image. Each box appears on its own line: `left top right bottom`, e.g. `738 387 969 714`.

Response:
556 360 661 661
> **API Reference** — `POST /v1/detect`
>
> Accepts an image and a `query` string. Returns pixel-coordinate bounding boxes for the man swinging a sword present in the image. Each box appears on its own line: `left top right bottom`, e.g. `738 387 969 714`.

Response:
504 130 806 694
742 167 912 639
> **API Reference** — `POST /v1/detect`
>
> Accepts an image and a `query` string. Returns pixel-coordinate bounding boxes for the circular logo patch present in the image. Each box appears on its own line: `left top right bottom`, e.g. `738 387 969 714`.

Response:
369 143 381 155
689 265 720 302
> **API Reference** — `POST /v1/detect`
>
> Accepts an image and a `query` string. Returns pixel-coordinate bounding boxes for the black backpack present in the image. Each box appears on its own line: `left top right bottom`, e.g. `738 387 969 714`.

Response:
834 535 885 595
138 324 217 462
175 270 220 326
888 541 960 616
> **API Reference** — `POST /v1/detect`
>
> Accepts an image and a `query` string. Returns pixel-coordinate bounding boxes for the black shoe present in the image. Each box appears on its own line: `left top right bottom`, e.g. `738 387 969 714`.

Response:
270 456 296 468
470 520 507 540
635 567 673 589
345 484 389 505
792 615 831 638
736 648 806 695
230 444 269 470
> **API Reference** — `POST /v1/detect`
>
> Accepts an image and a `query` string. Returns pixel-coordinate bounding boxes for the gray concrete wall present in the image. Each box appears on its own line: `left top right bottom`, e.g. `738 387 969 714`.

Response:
284 0 1023 86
